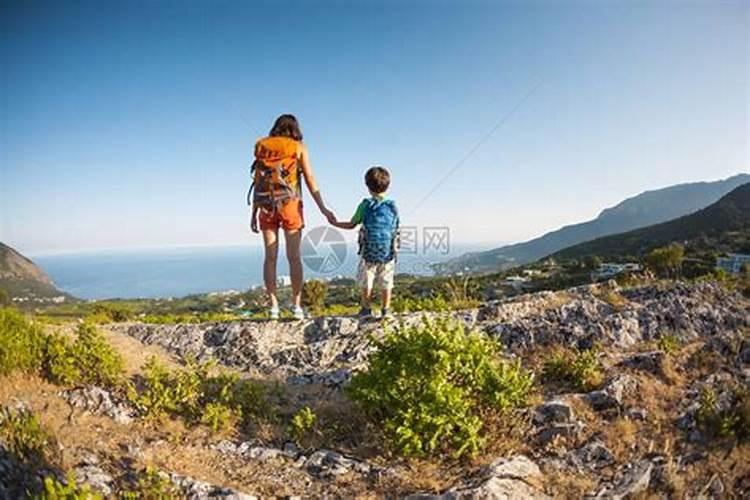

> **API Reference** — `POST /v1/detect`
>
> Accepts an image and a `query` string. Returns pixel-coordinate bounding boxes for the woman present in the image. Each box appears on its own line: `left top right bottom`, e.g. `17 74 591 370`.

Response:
250 114 335 319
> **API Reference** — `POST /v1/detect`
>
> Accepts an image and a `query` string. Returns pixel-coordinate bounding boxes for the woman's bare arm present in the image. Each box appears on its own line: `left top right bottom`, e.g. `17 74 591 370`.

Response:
299 144 335 221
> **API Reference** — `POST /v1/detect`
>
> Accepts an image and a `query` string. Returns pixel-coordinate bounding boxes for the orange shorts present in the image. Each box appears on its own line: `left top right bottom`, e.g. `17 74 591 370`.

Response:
258 199 304 231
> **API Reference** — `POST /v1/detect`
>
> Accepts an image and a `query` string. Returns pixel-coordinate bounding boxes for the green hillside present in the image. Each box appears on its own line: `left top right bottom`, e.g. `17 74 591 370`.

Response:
436 173 749 274
552 183 750 260
0 242 69 303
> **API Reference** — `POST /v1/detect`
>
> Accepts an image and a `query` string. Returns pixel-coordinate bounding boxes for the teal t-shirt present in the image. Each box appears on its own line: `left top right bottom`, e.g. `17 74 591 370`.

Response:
351 194 388 225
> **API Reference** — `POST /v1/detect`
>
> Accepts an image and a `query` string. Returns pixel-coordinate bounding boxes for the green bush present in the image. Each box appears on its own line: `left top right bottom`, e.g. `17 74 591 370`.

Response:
141 312 241 324
43 323 126 389
0 407 51 465
132 357 269 432
303 280 328 316
40 475 102 500
120 466 179 499
392 294 449 313
288 406 317 445
656 333 681 355
347 317 534 458
0 288 11 307
0 308 46 375
0 309 125 390
696 386 749 440
543 348 603 391
87 303 133 323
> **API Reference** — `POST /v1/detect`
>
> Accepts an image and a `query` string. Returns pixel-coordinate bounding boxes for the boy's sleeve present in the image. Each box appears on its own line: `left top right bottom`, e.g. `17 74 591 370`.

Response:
350 199 366 225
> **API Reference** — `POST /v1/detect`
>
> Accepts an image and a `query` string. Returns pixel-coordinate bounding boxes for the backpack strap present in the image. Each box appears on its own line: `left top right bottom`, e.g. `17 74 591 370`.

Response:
385 200 400 262
246 159 259 206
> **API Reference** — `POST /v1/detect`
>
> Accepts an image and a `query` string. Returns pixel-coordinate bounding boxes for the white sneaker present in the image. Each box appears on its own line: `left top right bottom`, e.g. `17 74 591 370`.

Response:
269 306 280 320
291 305 305 321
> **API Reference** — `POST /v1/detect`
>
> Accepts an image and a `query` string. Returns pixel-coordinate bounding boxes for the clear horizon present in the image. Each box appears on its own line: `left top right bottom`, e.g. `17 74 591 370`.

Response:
1 1 748 256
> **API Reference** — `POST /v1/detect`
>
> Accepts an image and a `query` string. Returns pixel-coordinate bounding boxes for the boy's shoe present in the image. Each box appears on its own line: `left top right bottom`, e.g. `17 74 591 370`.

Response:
269 306 280 320
381 308 393 319
291 305 305 321
357 307 372 319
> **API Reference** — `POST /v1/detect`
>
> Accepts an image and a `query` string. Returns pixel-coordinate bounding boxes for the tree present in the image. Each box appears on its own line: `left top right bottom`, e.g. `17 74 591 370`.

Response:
303 280 328 316
0 288 10 307
583 255 602 271
644 244 684 279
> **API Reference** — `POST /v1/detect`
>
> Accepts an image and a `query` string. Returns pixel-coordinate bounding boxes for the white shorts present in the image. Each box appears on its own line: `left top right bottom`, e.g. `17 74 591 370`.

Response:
357 259 396 291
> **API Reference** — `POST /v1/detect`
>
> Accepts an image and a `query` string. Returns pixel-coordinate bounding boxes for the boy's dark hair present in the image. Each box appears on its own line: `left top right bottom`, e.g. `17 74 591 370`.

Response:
269 114 303 141
365 166 390 194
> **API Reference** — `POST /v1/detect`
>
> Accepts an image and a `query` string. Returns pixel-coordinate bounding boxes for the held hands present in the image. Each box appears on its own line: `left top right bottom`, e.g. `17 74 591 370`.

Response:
324 208 338 225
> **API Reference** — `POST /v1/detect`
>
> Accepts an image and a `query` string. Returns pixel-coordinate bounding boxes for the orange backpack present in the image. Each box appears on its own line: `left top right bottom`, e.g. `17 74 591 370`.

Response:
247 136 302 211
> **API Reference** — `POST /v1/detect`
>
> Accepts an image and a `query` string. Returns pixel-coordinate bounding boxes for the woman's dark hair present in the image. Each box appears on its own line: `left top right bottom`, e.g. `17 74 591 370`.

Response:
365 166 391 194
269 114 303 141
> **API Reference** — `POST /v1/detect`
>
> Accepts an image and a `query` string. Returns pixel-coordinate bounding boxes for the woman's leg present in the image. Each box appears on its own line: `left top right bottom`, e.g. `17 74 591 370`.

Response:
262 229 280 308
284 229 303 308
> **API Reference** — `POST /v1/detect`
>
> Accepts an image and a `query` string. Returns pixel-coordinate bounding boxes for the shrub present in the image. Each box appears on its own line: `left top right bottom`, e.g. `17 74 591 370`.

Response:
656 333 681 355
645 244 684 279
347 317 533 458
442 277 481 309
42 333 81 385
0 288 11 307
303 280 328 316
543 348 603 391
696 386 749 440
43 323 126 389
0 407 51 465
132 357 269 432
120 466 179 499
41 475 101 500
0 308 46 375
0 309 125 390
288 406 317 445
87 303 132 323
392 294 449 313
70 323 126 388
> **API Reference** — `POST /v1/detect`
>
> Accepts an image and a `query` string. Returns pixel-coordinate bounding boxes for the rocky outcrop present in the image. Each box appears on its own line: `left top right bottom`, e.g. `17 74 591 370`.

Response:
410 455 549 499
61 386 136 424
110 282 748 383
70 280 748 497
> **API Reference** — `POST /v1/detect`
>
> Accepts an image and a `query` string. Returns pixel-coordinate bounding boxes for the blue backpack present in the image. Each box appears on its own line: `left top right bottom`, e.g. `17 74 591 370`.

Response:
359 199 399 263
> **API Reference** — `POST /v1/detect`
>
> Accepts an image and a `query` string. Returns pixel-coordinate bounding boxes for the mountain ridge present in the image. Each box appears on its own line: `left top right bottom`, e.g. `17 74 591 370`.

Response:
436 173 750 274
552 182 750 260
0 242 66 300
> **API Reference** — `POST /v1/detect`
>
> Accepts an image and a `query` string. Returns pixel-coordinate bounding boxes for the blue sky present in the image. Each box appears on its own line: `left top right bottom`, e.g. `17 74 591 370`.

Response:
1 0 747 255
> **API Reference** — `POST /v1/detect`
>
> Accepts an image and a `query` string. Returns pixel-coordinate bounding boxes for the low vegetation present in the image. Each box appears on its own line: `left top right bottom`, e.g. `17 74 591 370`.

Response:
132 356 272 433
347 317 534 458
0 308 126 389
288 406 317 446
542 347 603 392
696 386 750 441
41 475 101 500
303 280 328 316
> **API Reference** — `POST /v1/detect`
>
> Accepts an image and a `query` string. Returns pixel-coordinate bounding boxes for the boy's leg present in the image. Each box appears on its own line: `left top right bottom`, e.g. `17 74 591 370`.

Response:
361 288 373 309
379 260 396 312
357 259 375 312
381 288 392 310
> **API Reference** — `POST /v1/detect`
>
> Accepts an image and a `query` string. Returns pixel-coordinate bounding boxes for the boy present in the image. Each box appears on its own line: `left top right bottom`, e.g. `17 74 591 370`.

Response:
331 166 399 319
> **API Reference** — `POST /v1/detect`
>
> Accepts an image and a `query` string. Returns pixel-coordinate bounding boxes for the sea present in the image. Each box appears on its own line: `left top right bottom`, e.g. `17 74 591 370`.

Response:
33 241 485 300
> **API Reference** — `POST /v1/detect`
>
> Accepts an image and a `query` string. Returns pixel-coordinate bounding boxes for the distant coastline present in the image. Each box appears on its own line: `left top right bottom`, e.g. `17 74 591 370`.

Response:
34 243 482 300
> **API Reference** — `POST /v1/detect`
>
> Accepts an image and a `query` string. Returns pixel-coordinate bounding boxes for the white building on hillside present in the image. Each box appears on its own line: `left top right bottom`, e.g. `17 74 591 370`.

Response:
716 254 750 274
